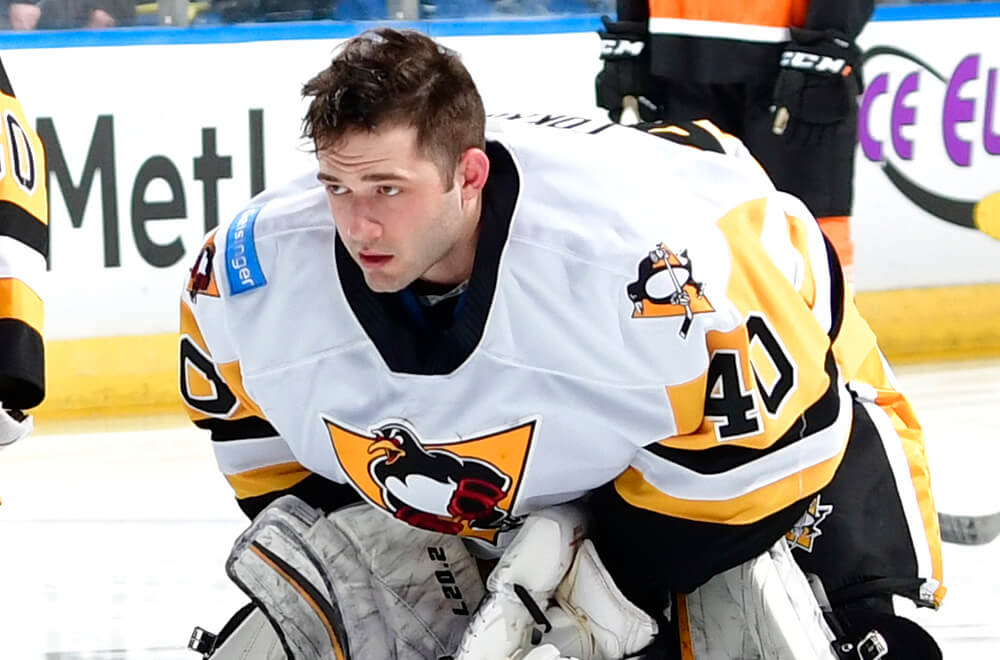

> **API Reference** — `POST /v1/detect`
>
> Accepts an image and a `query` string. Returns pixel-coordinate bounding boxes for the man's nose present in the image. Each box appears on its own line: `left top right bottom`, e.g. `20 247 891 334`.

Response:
345 198 383 243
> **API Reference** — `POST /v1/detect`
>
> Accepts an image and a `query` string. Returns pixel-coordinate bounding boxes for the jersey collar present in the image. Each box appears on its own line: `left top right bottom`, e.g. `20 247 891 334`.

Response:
334 140 520 375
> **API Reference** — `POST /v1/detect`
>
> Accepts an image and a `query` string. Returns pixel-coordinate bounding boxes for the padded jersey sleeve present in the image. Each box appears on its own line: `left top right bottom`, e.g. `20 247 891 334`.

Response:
588 187 856 614
590 125 942 609
179 228 359 519
621 123 940 600
617 191 852 526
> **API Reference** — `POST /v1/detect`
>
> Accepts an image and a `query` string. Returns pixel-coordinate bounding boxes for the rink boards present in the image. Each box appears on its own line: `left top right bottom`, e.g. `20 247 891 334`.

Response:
0 5 998 417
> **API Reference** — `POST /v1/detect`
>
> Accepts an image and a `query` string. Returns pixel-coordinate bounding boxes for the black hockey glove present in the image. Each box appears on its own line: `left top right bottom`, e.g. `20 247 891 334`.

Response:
595 15 662 123
771 29 863 141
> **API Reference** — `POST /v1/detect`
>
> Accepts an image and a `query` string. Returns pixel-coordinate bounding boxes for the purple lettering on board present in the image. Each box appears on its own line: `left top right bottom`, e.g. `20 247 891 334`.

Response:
943 55 979 167
891 72 920 160
859 73 889 162
985 67 1000 155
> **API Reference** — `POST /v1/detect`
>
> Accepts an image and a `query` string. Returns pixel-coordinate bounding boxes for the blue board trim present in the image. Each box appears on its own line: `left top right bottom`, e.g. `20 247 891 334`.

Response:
0 15 604 49
872 2 1000 22
225 206 267 296
1 4 998 50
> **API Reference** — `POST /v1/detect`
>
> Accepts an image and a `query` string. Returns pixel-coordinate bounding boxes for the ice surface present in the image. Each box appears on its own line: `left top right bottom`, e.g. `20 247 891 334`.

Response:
0 360 997 658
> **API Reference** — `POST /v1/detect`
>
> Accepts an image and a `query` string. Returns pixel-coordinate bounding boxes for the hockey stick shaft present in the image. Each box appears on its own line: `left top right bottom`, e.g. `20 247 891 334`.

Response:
661 245 694 338
938 511 1000 545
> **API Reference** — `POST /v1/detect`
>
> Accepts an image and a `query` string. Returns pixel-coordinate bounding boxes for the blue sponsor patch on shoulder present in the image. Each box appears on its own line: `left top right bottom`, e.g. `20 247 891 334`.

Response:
226 206 267 295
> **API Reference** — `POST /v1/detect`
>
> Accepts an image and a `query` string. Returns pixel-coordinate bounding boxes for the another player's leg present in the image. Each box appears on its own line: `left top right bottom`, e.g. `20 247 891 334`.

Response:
744 81 859 284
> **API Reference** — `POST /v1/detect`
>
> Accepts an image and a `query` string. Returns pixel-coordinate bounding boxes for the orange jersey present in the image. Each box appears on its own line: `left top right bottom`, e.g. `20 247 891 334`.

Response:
615 0 874 82
649 0 810 39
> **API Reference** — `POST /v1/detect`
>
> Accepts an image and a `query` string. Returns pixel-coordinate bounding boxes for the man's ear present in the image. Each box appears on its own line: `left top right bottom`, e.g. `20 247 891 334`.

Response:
456 147 490 201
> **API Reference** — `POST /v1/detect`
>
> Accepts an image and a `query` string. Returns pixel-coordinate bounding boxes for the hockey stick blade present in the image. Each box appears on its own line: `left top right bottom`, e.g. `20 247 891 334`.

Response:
938 511 1000 545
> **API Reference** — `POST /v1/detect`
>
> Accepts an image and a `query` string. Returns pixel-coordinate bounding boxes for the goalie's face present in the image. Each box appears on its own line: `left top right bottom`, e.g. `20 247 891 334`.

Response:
318 123 488 293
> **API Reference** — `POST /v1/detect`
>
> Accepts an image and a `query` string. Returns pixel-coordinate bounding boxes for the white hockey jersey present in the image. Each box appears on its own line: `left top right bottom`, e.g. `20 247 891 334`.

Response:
179 116 941 599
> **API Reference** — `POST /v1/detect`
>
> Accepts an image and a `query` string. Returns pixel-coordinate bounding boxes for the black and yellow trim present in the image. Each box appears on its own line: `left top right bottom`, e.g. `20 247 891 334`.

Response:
197 415 278 441
237 473 362 521
0 200 48 257
0 317 43 409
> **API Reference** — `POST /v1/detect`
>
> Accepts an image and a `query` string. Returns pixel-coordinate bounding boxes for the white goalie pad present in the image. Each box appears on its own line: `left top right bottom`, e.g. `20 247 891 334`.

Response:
225 496 485 660
682 540 838 660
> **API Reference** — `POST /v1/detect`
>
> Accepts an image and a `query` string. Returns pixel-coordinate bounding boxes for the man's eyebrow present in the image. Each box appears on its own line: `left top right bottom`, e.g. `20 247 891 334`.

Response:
317 171 406 183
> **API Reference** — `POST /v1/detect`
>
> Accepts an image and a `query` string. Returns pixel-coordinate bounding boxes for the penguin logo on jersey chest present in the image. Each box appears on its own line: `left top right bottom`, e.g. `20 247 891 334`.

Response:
324 417 537 544
626 243 713 338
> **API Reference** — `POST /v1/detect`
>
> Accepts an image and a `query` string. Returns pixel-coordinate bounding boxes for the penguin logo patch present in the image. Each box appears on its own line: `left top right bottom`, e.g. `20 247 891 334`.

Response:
786 494 834 553
626 243 713 338
324 417 537 544
187 231 220 302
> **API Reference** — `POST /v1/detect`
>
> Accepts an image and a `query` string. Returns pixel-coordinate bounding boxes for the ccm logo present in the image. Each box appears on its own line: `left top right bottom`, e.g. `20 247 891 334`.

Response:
601 38 644 57
780 50 848 75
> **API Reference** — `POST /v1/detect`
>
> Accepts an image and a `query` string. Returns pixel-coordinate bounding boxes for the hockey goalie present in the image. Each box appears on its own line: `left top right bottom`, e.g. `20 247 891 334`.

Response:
180 28 944 660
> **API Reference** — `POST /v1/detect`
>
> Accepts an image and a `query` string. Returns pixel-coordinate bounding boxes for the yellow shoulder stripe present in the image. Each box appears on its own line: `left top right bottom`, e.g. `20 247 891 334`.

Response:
615 448 843 525
226 461 312 499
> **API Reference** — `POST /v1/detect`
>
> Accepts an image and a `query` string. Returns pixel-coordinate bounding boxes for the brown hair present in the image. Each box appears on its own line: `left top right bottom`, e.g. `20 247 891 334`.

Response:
302 28 486 186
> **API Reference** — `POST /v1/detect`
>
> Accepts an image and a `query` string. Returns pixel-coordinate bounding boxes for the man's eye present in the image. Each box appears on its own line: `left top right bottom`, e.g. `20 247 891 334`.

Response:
378 185 401 197
326 184 349 196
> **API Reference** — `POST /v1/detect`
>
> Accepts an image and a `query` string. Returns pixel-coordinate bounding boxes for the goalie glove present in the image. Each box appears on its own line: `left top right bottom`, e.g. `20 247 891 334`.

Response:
771 29 862 141
453 504 588 660
0 406 32 449
518 644 580 660
225 496 484 660
455 511 657 660
595 16 662 124
547 540 658 659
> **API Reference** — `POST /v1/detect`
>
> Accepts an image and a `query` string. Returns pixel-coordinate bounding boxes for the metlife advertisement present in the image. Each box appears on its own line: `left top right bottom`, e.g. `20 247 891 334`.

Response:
2 10 999 342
